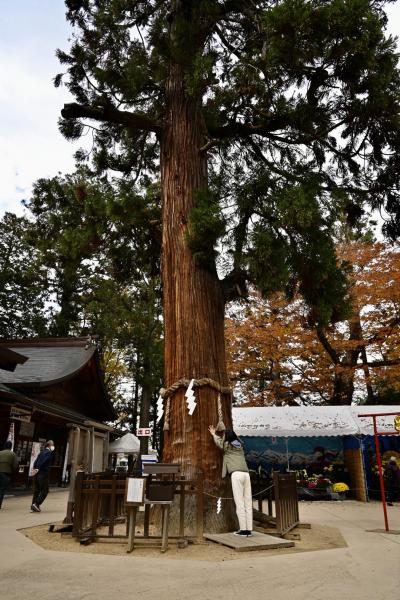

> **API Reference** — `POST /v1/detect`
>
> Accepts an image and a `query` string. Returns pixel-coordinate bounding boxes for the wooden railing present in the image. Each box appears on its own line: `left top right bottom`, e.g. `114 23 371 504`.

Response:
252 471 300 536
72 470 204 541
273 472 300 535
250 469 274 515
73 471 128 539
72 470 299 541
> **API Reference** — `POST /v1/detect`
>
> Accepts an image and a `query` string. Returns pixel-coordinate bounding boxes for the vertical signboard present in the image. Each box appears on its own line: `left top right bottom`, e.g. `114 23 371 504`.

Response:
29 442 41 477
7 422 15 451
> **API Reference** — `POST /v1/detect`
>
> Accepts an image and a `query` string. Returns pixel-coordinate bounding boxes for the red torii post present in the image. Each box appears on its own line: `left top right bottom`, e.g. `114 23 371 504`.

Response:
358 411 400 533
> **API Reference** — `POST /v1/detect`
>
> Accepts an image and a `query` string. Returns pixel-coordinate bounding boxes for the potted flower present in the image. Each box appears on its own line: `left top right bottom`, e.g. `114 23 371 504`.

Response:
332 482 349 498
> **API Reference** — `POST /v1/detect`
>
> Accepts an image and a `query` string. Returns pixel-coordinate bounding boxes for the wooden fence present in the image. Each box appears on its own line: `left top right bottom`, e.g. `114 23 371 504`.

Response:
72 470 299 541
273 472 300 535
252 472 300 536
72 470 204 541
73 471 128 539
250 470 274 515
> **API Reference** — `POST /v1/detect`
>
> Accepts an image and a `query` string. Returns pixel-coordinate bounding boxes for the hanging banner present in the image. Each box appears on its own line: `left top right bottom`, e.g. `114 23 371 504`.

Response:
7 422 15 451
62 442 70 484
29 442 41 477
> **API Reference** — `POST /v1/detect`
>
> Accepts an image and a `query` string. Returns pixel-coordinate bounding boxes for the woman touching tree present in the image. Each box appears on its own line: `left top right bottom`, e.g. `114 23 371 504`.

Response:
209 425 253 536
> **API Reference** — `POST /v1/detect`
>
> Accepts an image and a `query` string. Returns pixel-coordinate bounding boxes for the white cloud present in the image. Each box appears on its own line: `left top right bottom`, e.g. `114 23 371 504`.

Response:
0 0 87 215
0 1 399 217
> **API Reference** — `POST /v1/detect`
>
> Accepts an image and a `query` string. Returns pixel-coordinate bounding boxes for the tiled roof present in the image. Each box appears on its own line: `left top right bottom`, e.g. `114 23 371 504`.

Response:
0 338 116 421
0 347 28 372
0 345 96 387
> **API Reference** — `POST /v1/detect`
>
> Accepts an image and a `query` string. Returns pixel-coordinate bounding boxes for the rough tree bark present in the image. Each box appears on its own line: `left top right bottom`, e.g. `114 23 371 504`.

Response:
160 62 235 531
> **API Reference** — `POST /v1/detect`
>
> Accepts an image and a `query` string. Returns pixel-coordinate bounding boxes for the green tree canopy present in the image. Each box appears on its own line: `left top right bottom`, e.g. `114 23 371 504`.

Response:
0 212 49 338
17 171 163 428
58 0 400 324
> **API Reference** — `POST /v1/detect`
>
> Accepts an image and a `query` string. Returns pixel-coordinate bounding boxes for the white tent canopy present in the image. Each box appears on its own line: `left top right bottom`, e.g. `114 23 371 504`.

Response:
232 405 400 438
108 432 140 454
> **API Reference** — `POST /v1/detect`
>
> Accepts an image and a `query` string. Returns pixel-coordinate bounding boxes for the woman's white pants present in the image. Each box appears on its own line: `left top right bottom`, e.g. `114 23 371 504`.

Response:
231 471 253 531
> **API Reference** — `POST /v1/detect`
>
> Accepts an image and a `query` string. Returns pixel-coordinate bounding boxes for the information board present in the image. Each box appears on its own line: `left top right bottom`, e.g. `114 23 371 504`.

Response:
10 406 31 422
125 477 145 506
19 421 35 438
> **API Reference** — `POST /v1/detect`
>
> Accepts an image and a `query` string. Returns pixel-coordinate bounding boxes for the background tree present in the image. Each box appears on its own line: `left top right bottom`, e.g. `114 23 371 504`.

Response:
0 212 49 338
23 171 163 438
226 242 400 406
57 0 400 530
225 292 329 405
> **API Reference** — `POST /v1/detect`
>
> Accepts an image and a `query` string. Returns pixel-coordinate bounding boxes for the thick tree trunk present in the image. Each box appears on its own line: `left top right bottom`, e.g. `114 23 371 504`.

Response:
160 63 235 532
330 369 355 405
52 260 80 336
329 318 363 405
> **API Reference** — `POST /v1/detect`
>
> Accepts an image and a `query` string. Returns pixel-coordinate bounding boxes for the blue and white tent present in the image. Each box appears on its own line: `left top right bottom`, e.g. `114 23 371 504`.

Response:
232 405 400 500
233 405 400 437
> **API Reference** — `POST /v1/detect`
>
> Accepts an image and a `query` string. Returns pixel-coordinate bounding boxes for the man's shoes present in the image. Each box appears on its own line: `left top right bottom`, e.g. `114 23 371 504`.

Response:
233 530 249 536
31 504 41 512
245 530 253 536
387 502 394 506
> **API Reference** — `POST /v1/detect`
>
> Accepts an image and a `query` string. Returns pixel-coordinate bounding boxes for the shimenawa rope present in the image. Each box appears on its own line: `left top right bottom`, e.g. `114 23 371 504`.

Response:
161 377 231 431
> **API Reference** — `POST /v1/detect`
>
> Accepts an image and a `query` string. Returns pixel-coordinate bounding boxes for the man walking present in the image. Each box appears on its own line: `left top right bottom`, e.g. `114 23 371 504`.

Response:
31 440 55 512
0 441 18 509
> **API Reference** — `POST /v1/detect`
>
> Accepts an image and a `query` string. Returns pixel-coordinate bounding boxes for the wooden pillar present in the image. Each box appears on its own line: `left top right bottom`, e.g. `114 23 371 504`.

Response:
85 429 91 472
64 426 81 523
103 431 110 470
343 447 367 502
91 427 95 472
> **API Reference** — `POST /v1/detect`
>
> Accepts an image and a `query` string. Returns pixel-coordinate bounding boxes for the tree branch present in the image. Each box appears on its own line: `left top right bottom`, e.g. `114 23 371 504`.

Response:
207 116 290 139
368 357 400 367
61 102 162 134
214 25 242 60
316 327 340 364
221 268 249 303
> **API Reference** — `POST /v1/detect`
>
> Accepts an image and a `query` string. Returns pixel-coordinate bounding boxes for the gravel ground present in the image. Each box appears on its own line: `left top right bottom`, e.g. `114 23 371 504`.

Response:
19 520 346 561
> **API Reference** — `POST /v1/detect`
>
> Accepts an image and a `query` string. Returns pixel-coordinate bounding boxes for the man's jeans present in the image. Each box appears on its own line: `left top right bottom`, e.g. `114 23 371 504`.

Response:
32 472 49 507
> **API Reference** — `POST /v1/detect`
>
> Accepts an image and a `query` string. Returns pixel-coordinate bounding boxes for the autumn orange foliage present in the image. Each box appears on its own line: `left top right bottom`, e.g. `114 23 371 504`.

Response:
225 242 400 406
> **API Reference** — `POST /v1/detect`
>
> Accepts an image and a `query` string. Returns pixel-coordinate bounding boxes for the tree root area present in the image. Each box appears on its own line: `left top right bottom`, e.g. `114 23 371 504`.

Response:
19 521 346 561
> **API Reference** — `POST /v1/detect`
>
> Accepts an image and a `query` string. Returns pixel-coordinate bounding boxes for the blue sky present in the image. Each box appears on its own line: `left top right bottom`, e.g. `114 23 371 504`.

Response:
0 1 86 215
1 1 400 216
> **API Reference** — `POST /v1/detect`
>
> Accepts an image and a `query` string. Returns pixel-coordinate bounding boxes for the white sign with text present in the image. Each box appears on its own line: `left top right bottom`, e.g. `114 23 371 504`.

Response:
126 477 145 505
137 428 152 437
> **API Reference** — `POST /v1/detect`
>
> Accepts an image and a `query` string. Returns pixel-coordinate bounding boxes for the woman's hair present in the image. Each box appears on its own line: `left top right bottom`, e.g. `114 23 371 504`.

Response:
4 440 12 450
224 429 240 446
